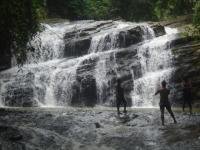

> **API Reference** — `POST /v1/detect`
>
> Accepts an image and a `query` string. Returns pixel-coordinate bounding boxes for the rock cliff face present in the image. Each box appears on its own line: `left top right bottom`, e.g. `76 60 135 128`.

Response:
171 38 200 106
4 72 36 107
63 21 160 57
0 20 174 107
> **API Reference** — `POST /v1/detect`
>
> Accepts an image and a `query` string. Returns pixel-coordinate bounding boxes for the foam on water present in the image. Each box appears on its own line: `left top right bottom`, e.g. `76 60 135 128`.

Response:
131 27 179 107
0 21 179 108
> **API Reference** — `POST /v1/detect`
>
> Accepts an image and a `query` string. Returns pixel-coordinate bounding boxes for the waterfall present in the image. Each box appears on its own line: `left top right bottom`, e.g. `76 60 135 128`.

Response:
95 54 110 104
132 27 178 107
27 24 66 63
0 20 179 107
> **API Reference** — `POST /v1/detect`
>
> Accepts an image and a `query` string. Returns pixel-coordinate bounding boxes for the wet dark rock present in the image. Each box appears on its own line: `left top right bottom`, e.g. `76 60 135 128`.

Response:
151 24 166 37
76 57 99 79
124 26 144 46
0 108 199 150
170 35 194 48
69 83 81 106
63 21 163 58
71 57 99 106
79 75 97 107
9 134 23 141
64 37 92 57
172 40 200 103
63 21 115 57
3 72 38 107
94 122 101 128
0 126 23 142
115 26 144 49
101 34 112 51
64 31 77 39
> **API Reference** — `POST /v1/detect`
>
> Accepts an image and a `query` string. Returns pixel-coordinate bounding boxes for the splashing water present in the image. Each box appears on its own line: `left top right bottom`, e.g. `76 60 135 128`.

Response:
0 20 179 108
132 27 179 108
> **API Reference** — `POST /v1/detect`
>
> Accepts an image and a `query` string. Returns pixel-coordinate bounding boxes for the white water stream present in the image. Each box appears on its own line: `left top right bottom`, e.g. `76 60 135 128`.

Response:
0 21 179 107
132 27 178 107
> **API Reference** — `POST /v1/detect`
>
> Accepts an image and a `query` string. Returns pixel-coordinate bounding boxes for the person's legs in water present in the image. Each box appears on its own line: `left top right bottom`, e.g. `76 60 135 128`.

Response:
123 99 127 114
188 100 192 114
117 100 122 115
183 95 193 114
187 94 192 114
166 104 177 124
183 97 186 112
160 105 165 125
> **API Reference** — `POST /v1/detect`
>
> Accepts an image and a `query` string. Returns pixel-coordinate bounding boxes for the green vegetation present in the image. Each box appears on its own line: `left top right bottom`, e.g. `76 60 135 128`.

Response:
154 0 194 20
0 0 46 66
183 1 200 39
110 0 156 21
193 0 200 37
46 0 196 21
193 0 200 25
46 0 112 20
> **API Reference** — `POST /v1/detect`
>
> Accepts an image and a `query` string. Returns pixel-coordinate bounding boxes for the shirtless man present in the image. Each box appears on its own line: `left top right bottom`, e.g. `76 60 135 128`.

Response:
155 80 177 125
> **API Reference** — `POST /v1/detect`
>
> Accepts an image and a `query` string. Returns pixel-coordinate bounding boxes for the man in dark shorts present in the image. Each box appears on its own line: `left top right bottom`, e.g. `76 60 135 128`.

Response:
155 80 177 125
182 77 192 114
116 78 127 115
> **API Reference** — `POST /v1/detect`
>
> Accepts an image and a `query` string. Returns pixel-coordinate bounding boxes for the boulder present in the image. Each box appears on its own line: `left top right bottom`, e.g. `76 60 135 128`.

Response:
64 37 92 57
79 75 97 106
3 72 38 107
125 26 144 46
71 57 98 106
150 24 166 37
70 75 97 107
94 122 101 128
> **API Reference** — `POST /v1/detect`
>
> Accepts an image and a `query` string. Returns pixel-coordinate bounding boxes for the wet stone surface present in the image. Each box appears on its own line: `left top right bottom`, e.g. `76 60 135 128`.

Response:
0 108 199 150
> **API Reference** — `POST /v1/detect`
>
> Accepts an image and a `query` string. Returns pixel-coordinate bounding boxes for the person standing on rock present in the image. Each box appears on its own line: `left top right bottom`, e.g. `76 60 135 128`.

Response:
182 77 192 114
155 80 177 125
116 78 127 115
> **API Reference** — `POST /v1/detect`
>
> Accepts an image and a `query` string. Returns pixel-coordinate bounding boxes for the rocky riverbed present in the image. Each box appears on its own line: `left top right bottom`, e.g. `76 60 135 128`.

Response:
0 107 199 150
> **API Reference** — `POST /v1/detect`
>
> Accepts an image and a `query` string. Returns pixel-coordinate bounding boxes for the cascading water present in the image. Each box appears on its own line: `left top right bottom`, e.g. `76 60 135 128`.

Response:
132 27 179 107
0 20 179 107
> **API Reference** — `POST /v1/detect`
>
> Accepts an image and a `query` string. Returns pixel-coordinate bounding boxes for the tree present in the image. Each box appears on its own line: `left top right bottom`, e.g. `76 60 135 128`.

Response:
190 0 200 38
83 0 112 20
0 0 41 69
193 0 200 26
154 0 194 20
46 0 85 19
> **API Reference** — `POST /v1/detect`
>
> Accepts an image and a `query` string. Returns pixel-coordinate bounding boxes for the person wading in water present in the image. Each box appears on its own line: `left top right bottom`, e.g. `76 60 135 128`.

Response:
182 77 192 114
116 78 127 115
155 80 177 125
